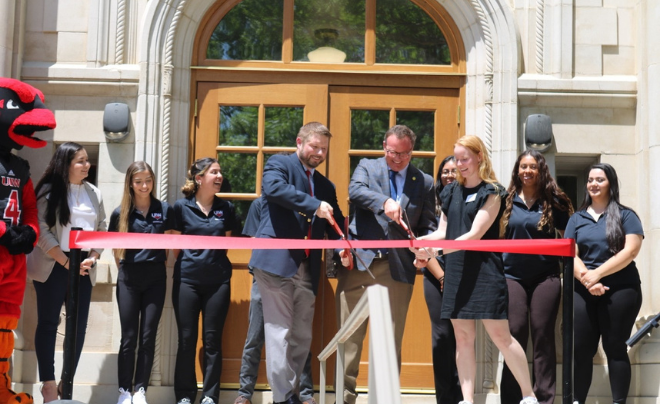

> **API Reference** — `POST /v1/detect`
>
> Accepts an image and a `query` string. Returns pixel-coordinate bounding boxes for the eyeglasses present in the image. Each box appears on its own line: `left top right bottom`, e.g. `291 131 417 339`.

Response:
441 169 457 176
385 149 413 159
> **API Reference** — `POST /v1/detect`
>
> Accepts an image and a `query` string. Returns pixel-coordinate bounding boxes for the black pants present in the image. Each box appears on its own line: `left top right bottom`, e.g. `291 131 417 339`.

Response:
573 283 642 404
501 274 561 404
116 261 166 391
34 253 92 381
172 279 231 403
423 274 462 404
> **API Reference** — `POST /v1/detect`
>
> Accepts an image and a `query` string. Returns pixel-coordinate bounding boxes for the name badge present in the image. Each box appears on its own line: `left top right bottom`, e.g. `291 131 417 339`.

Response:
466 193 477 203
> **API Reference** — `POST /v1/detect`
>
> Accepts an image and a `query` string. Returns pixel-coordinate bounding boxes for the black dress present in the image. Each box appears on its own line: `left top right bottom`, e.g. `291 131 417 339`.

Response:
439 181 508 319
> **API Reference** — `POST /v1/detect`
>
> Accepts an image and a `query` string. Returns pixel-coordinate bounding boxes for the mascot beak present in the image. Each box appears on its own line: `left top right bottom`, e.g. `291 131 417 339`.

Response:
9 106 56 149
0 78 57 150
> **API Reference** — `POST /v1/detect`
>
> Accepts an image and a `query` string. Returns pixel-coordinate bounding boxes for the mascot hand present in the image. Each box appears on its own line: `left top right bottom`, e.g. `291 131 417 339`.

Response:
0 225 36 255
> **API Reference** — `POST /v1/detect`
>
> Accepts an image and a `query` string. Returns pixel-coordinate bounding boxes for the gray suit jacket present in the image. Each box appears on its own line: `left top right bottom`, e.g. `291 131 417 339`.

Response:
348 157 437 284
27 182 107 285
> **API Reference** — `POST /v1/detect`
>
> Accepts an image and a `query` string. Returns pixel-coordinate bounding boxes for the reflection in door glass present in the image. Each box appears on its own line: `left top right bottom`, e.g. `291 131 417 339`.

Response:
218 152 257 194
350 109 390 150
264 107 304 147
376 0 451 65
220 106 258 146
411 157 434 177
396 110 434 151
351 156 434 181
206 0 283 61
293 0 365 63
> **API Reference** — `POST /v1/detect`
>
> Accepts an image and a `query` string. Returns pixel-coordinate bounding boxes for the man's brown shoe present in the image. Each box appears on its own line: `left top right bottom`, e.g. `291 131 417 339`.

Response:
234 396 252 404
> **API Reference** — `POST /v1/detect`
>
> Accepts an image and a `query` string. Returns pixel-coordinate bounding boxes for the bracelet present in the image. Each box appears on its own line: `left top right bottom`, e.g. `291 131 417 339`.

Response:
63 258 69 267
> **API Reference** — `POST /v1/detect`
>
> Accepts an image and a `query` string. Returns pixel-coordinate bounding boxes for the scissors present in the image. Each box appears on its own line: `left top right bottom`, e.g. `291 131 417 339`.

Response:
400 209 435 260
330 219 376 279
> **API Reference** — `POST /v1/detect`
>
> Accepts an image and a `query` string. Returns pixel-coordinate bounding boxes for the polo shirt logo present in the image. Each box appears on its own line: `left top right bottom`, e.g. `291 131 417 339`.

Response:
213 210 224 218
152 212 162 220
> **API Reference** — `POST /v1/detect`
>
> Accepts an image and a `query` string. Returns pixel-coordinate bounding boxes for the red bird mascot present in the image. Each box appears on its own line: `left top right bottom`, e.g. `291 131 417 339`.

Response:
0 78 56 404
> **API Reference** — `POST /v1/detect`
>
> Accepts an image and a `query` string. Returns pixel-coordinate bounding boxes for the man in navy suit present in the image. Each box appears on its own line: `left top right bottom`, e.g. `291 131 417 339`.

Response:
249 122 345 404
336 125 437 404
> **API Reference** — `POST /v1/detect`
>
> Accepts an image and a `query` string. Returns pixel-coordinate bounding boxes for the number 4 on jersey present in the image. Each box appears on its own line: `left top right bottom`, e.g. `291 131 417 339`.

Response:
3 189 21 226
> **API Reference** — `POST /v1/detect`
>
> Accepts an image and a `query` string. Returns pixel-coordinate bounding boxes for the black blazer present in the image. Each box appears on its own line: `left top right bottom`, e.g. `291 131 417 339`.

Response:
249 152 344 294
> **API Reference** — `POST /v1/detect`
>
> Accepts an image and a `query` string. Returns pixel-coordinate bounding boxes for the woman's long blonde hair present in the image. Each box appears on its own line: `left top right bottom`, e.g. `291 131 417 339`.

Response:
114 161 157 260
454 135 500 189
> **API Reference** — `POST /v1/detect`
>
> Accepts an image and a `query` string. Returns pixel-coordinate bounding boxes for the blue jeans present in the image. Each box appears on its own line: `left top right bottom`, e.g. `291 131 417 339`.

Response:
238 278 314 401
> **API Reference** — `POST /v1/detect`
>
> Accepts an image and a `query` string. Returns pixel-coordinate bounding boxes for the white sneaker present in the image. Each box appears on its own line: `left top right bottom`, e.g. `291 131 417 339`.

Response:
520 397 539 404
201 397 216 404
117 388 132 404
133 387 148 404
177 399 192 404
458 401 473 404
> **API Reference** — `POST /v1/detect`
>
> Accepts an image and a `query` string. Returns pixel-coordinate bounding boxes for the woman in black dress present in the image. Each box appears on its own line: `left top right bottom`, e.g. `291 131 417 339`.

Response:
419 156 462 404
414 136 537 404
566 163 643 404
500 150 573 404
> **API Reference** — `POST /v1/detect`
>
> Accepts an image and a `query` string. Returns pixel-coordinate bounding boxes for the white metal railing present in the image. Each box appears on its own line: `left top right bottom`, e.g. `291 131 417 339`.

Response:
318 284 401 404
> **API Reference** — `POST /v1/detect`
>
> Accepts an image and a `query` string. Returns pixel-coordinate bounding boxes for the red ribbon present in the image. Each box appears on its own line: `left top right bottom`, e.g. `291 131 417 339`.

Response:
70 231 575 257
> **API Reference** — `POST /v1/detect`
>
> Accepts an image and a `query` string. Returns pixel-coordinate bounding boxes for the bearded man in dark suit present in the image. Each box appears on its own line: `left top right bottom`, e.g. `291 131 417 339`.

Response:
249 122 346 404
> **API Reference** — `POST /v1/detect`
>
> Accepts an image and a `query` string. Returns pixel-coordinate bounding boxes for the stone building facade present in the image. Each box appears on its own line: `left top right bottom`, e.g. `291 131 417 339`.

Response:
2 0 659 403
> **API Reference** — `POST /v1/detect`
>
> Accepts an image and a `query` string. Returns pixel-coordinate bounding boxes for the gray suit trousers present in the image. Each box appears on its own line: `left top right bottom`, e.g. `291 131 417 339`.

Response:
254 262 315 402
336 259 414 404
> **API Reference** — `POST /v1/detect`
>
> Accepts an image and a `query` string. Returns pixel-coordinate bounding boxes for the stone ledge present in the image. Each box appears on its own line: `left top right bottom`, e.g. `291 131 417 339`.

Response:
518 74 637 93
21 62 140 81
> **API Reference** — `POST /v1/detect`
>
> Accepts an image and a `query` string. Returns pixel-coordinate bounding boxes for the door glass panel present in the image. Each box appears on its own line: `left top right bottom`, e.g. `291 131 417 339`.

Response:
350 109 389 149
376 0 451 65
264 107 305 146
220 106 259 146
206 0 283 61
396 110 434 151
218 152 257 194
293 0 365 63
411 157 434 177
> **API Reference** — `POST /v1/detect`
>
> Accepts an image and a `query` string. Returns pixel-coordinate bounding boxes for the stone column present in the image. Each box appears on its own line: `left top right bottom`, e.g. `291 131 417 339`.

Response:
0 0 16 77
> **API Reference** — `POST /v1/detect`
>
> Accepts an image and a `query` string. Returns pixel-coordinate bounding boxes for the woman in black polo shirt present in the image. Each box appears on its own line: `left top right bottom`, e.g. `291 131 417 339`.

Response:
171 157 237 404
500 150 573 404
565 163 643 404
109 161 175 404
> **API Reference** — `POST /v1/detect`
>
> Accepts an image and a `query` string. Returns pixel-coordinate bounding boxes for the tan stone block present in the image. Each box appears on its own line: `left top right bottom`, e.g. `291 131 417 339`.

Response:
56 32 87 62
576 0 602 6
55 0 88 32
23 32 57 62
603 45 635 75
617 7 635 46
575 44 603 76
576 7 618 45
25 0 44 31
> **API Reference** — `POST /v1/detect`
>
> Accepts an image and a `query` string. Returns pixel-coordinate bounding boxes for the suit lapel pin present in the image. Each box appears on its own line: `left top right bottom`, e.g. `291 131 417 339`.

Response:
412 176 416 181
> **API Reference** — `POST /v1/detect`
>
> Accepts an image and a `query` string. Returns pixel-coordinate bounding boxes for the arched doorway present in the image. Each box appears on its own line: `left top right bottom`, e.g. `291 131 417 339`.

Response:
190 0 466 392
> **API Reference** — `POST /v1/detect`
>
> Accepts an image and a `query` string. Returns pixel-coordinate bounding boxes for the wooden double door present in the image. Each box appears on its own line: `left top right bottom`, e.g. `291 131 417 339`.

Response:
193 78 461 392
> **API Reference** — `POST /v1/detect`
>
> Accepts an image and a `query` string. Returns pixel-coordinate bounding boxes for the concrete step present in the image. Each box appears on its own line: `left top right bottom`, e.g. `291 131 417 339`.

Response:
14 384 441 404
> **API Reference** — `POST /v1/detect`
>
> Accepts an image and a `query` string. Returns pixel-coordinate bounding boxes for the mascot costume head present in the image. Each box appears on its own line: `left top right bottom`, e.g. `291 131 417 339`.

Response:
0 78 56 404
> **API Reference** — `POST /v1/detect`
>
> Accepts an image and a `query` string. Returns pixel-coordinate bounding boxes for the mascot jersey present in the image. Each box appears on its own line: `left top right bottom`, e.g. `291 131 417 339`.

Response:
0 77 55 404
0 153 37 317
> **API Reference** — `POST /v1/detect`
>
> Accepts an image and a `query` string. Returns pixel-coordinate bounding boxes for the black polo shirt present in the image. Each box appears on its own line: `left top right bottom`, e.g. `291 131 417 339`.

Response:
108 197 175 263
565 207 643 286
173 195 236 285
503 194 570 280
242 197 263 237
